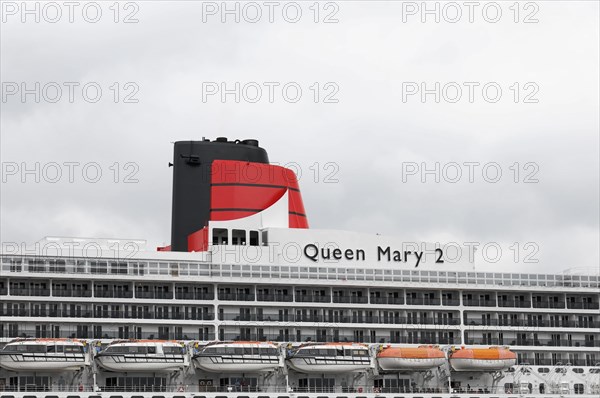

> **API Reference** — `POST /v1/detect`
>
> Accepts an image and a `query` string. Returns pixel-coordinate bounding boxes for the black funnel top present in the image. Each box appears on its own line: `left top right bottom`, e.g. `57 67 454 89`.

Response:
170 138 269 251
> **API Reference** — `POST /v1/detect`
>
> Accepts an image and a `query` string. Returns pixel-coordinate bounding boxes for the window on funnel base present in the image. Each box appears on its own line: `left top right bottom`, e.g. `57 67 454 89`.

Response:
232 230 246 245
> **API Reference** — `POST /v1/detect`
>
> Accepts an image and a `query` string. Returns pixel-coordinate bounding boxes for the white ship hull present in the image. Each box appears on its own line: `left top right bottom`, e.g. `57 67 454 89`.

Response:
3 393 600 398
0 139 598 397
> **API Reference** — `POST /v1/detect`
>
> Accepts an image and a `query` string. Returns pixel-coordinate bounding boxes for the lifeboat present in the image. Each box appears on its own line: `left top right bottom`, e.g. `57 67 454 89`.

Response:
0 338 88 371
449 347 516 371
95 340 188 372
287 343 371 373
377 345 445 371
193 341 281 372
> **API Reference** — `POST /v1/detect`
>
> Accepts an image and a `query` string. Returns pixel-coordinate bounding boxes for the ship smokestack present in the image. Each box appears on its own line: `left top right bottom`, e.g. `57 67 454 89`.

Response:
170 138 269 252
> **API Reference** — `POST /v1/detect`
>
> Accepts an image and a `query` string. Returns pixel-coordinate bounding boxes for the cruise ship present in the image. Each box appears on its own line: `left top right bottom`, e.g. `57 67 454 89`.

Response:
0 138 598 398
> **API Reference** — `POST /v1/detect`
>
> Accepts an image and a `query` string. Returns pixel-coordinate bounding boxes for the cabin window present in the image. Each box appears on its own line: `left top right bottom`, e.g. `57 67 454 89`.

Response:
573 368 584 373
148 346 156 354
164 346 183 355
261 348 277 356
262 231 268 246
24 345 46 353
232 230 246 245
249 231 259 246
213 228 228 245
348 349 368 357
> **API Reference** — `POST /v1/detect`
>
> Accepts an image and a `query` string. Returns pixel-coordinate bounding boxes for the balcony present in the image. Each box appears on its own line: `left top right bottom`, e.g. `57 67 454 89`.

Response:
3 254 598 290
463 299 497 307
371 297 404 305
332 296 368 304
0 328 215 340
217 313 460 326
9 288 50 297
296 295 331 303
221 333 461 345
256 293 293 302
466 338 600 348
442 298 460 306
532 301 566 309
567 302 600 310
94 291 134 299
406 297 441 305
465 338 503 345
498 300 531 308
466 318 599 329
100 310 215 321
174 291 214 300
389 336 460 344
52 289 93 297
0 308 93 318
218 293 255 301
135 291 173 299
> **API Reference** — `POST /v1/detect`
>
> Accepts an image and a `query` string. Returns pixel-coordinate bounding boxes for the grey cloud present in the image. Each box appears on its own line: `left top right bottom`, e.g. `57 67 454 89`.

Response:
1 1 598 274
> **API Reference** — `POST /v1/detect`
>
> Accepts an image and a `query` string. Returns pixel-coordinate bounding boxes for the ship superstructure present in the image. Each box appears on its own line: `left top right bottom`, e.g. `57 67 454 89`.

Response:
0 138 598 397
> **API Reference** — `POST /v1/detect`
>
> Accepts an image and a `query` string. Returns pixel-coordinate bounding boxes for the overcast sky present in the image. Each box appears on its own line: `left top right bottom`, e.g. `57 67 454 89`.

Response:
1 1 598 274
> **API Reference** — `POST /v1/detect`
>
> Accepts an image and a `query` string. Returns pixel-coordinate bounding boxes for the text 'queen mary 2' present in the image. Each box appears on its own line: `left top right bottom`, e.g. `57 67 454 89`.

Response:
0 138 599 398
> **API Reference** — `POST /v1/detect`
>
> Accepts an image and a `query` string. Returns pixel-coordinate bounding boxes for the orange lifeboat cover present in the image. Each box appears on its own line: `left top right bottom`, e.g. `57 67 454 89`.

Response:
450 347 516 360
378 347 445 359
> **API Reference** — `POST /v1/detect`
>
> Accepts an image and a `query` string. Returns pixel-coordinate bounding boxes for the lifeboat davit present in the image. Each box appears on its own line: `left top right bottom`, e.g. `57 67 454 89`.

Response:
193 341 281 372
0 338 88 371
449 347 516 371
377 346 445 371
287 343 371 373
95 340 188 372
